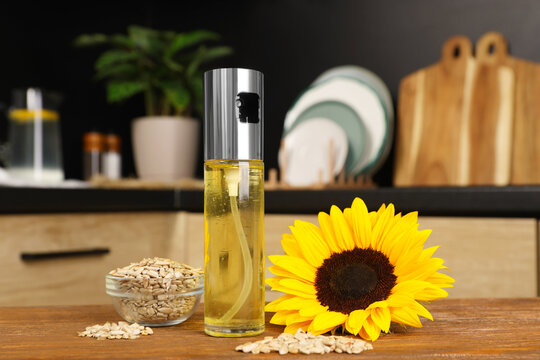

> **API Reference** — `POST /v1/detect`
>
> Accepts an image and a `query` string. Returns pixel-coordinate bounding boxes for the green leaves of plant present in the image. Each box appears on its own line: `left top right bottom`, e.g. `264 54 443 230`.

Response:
73 33 108 47
76 25 232 116
95 63 138 80
95 50 140 70
186 45 233 78
166 30 220 58
159 80 190 109
107 81 147 102
128 25 161 53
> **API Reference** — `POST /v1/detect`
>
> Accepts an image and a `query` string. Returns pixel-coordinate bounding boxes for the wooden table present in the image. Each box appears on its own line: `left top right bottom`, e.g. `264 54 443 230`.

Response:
1 298 539 359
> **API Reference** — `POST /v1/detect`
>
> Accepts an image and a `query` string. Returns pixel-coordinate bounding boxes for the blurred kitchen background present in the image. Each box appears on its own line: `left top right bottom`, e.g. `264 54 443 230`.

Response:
3 0 539 183
1 0 540 306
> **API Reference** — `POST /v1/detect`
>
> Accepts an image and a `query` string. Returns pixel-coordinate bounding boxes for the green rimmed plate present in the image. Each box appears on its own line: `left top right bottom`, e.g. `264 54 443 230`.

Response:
284 77 388 175
283 101 365 176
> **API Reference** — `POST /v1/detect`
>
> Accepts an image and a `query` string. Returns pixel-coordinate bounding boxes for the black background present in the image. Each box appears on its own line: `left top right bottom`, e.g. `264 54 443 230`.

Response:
1 0 540 185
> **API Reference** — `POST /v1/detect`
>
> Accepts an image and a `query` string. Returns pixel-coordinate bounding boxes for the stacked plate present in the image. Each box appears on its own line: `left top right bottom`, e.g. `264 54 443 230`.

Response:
279 66 394 186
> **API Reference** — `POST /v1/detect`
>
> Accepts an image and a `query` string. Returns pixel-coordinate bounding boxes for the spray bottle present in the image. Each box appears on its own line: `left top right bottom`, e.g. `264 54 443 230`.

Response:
203 68 265 337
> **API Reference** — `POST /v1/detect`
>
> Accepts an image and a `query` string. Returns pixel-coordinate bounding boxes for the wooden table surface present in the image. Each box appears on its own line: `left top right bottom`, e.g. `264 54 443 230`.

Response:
1 298 540 359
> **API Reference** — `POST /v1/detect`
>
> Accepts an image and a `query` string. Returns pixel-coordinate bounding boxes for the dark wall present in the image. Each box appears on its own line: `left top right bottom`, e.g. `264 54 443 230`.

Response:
2 0 540 184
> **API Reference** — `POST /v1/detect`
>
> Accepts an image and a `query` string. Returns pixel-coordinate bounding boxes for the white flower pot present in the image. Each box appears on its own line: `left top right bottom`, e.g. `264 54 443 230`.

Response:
132 116 199 181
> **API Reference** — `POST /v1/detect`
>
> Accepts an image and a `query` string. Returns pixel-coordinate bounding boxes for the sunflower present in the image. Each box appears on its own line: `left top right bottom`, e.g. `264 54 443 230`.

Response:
265 198 454 341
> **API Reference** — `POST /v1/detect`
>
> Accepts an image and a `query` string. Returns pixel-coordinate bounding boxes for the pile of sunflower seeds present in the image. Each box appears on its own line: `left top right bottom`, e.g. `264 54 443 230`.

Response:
78 321 153 340
235 329 373 355
108 257 203 323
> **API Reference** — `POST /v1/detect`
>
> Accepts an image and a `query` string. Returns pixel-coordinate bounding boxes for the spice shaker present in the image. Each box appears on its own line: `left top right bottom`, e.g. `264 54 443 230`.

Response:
102 133 122 180
83 131 103 180
203 68 265 337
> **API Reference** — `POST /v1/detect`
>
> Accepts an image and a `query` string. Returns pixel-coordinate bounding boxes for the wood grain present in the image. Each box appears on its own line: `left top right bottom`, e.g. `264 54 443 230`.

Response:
475 32 540 185
395 33 519 186
420 217 537 298
395 36 475 186
0 213 177 306
1 299 540 359
469 33 514 185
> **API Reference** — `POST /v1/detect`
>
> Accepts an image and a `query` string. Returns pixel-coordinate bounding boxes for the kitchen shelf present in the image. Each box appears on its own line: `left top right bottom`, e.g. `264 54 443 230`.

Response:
0 186 539 217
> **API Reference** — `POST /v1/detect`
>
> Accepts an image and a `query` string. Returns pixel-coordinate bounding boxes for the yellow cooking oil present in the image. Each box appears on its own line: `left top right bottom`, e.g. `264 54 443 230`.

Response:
204 159 265 337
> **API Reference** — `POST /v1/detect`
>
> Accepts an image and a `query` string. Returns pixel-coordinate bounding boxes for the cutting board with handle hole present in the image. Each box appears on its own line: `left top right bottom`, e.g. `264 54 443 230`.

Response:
395 36 476 186
477 32 540 185
395 35 515 186
468 32 514 185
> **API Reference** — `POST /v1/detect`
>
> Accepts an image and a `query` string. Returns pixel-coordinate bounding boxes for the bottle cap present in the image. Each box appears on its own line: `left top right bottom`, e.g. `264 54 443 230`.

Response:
104 133 121 153
83 132 104 152
204 68 263 161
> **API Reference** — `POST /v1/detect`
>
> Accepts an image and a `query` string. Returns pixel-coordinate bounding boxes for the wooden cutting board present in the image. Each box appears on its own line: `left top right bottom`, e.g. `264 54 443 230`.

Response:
468 33 514 185
476 32 540 185
395 35 514 186
395 36 476 186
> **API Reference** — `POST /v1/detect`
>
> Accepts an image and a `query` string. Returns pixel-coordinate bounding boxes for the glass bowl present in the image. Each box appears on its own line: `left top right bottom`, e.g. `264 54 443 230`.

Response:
105 273 204 327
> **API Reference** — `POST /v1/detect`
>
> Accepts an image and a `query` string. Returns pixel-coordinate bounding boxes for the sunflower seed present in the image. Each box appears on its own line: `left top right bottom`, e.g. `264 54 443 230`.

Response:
78 322 153 340
108 257 203 324
235 328 373 355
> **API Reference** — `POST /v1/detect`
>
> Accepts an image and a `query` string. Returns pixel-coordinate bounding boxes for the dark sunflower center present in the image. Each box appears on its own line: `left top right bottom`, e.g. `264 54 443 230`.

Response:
330 263 377 299
315 248 397 314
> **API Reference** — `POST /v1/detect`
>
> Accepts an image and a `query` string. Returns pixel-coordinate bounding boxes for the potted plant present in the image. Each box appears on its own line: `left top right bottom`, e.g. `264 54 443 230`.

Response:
75 26 232 180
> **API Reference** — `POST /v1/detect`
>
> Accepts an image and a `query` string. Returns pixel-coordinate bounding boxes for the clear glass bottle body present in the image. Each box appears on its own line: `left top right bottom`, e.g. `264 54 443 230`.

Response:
204 159 265 337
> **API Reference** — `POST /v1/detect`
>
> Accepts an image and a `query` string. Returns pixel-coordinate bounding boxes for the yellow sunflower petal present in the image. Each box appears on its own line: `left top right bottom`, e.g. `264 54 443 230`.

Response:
370 204 387 228
425 272 455 287
277 297 319 311
385 293 414 307
398 257 447 282
386 225 421 266
286 312 315 325
380 218 419 257
280 278 317 295
299 303 328 318
345 309 370 335
290 221 331 268
358 326 372 341
309 311 348 334
318 211 341 253
410 301 433 321
266 277 317 298
390 306 422 327
268 265 308 283
281 233 304 259
420 245 440 259
343 207 353 226
268 255 316 283
415 285 449 301
371 204 396 249
284 320 312 334
350 198 372 249
401 211 418 225
362 317 382 341
391 280 434 296
270 310 297 325
265 294 295 312
330 205 355 251
369 305 391 333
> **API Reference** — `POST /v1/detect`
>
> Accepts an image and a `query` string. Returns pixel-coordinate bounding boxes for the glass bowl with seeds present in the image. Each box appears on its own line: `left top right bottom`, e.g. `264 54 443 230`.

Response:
106 257 204 327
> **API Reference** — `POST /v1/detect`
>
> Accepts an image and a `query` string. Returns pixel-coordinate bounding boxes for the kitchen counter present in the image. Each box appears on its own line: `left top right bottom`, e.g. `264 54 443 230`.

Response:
1 186 540 217
2 298 539 359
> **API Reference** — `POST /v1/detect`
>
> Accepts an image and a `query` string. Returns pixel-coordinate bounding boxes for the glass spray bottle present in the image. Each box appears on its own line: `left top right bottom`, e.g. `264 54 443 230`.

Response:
203 68 265 337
